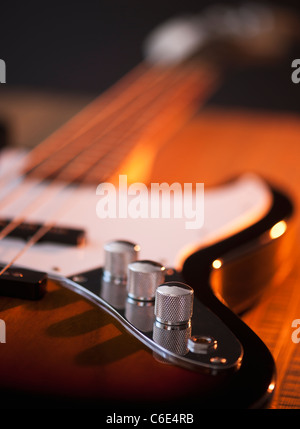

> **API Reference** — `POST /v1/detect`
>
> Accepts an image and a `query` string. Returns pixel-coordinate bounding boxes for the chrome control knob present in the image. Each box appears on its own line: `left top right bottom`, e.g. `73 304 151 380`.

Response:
125 298 155 332
154 282 194 325
127 260 165 301
103 240 140 281
153 321 192 355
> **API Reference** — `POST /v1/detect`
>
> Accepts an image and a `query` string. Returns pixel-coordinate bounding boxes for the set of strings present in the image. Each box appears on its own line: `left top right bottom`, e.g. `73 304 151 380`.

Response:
0 61 218 275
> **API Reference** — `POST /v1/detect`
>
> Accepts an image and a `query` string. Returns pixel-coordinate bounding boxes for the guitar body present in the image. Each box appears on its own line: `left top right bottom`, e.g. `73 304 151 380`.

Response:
0 277 275 410
0 10 297 404
0 275 270 410
0 132 294 409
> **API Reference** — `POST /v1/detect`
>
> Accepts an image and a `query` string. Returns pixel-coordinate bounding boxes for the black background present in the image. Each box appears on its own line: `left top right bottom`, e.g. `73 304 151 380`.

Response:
0 0 300 111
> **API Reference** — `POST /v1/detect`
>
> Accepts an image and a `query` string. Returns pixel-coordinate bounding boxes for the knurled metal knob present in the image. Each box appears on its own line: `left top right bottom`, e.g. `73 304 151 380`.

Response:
127 260 165 301
125 298 155 332
103 240 140 281
153 321 191 355
154 281 194 325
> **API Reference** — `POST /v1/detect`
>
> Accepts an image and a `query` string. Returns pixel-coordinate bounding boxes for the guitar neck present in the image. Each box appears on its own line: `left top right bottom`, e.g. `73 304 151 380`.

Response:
22 63 218 187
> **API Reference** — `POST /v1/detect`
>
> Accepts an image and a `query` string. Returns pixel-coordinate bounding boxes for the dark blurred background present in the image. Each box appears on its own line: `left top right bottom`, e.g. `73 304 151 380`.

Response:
0 0 299 99
0 0 300 148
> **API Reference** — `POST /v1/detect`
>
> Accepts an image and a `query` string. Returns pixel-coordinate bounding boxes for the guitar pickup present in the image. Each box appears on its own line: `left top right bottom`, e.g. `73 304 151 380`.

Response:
0 265 47 300
0 219 86 246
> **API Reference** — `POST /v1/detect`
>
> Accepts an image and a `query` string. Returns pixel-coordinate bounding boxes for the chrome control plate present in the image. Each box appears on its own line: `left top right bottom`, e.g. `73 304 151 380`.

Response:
53 267 243 375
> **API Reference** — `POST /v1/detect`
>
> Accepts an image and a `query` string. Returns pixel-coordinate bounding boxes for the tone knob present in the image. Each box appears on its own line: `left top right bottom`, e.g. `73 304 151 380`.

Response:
103 240 140 281
125 298 155 332
127 260 165 301
154 281 194 325
153 321 192 356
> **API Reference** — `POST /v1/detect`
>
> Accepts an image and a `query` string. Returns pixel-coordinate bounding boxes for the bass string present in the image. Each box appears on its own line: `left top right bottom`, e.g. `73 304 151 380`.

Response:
0 65 218 276
75 68 205 184
0 64 185 212
0 62 166 190
23 65 179 175
0 69 207 276
0 69 201 240
0 65 205 239
26 65 199 182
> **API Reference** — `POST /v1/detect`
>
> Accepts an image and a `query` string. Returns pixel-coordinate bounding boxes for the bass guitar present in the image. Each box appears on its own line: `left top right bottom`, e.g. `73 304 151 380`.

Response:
0 3 296 410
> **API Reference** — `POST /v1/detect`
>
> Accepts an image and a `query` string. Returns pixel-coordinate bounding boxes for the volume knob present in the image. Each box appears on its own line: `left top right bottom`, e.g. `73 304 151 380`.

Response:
127 260 165 301
154 281 194 325
103 240 140 281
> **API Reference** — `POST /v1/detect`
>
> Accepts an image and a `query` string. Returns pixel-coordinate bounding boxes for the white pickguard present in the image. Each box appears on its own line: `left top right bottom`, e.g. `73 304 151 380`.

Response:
0 149 272 277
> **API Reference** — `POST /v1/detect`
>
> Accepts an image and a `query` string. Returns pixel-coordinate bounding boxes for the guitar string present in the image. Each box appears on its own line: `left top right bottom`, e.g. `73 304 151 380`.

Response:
0 69 207 276
0 64 199 221
2 66 211 271
22 65 178 176
0 64 177 208
25 66 197 181
0 61 154 188
0 63 185 208
0 69 201 241
0 62 183 214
